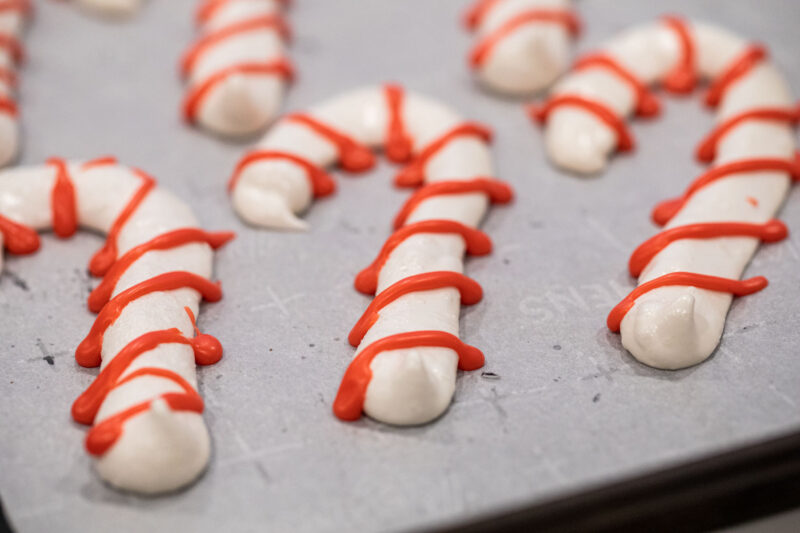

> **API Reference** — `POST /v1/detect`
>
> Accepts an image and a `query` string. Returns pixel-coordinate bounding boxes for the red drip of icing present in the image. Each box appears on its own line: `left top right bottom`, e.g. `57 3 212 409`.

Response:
348 272 483 347
332 331 485 421
469 8 581 68
48 158 78 239
228 150 335 196
652 154 800 225
0 96 17 116
530 95 635 151
181 15 291 77
285 113 375 173
661 16 697 94
354 219 492 295
394 122 493 187
0 33 23 65
89 229 235 313
195 0 288 25
463 0 503 30
383 84 413 163
392 178 514 229
574 53 661 117
88 169 156 277
628 220 788 277
607 273 768 332
183 59 295 123
0 213 39 254
75 271 223 368
695 104 800 163
705 45 767 107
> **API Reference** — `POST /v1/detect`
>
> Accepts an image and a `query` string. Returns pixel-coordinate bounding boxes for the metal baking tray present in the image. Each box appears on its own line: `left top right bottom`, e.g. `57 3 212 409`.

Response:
1 0 799 531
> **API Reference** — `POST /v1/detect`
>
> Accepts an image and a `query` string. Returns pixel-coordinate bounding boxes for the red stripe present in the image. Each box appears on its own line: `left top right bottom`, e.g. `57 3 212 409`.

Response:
463 0 504 30
183 59 294 123
705 45 767 107
530 94 635 152
48 158 78 239
661 16 697 94
573 53 661 117
354 219 492 295
333 331 485 421
348 272 483 347
0 213 38 254
285 113 375 172
607 273 767 332
384 84 414 163
469 9 581 67
394 122 493 187
228 149 335 197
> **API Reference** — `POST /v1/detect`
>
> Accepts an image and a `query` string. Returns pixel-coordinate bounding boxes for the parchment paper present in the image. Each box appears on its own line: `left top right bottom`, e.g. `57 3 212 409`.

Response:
1 1 800 531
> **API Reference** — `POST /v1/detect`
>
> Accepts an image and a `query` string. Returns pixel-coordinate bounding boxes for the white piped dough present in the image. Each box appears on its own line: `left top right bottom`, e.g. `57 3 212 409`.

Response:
0 161 226 494
538 19 797 369
0 3 28 167
183 0 291 137
466 0 577 95
231 86 504 425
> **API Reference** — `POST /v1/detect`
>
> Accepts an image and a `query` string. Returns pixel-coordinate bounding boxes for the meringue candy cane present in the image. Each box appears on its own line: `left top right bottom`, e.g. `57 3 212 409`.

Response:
182 0 293 137
0 157 233 494
559 19 800 369
464 0 580 95
0 0 29 167
73 0 144 17
229 85 513 424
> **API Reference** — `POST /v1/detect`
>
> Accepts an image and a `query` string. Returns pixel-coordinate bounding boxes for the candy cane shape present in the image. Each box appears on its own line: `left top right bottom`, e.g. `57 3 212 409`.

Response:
73 0 144 17
0 157 233 494
229 85 513 424
464 0 580 95
532 18 800 369
182 0 293 137
0 0 29 167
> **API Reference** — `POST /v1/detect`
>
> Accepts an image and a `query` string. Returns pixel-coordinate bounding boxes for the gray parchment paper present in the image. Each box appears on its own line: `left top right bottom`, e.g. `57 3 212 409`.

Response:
2 1 800 532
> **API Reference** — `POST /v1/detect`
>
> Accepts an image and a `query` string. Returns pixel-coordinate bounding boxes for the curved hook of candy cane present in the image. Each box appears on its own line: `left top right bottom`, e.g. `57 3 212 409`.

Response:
533 17 798 369
0 158 233 494
463 0 581 95
74 0 145 17
181 0 294 138
229 84 513 425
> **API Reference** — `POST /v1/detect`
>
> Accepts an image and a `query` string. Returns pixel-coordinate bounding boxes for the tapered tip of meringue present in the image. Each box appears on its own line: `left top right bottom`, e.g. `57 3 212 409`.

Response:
620 293 715 370
363 347 457 426
95 407 210 495
543 110 614 175
232 184 309 231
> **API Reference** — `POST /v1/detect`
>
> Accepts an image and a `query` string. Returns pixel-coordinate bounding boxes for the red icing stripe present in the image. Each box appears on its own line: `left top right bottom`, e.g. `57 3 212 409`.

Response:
75 271 223 368
348 272 483 347
285 113 375 173
394 122 493 187
0 95 17 117
530 94 635 152
574 53 661 117
182 59 294 123
661 16 697 94
652 154 800 225
695 104 800 163
48 158 78 239
88 168 156 277
469 9 581 68
0 213 38 254
89 229 235 313
0 0 31 14
393 177 513 229
463 0 503 30
181 15 291 77
332 331 485 421
705 45 767 107
81 156 118 170
228 149 335 196
383 84 413 163
628 220 788 277
354 219 492 295
607 273 767 332
0 33 23 65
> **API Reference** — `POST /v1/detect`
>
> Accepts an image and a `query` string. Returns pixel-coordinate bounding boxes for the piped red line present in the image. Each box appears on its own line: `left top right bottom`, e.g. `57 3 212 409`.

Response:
228 149 335 197
285 113 375 173
661 15 697 94
384 84 414 163
705 44 767 107
48 158 78 239
573 53 661 118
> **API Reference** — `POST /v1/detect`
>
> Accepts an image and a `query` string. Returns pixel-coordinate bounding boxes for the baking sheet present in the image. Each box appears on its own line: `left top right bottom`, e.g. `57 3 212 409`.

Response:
1 1 800 531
